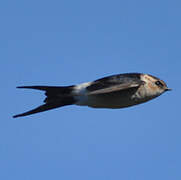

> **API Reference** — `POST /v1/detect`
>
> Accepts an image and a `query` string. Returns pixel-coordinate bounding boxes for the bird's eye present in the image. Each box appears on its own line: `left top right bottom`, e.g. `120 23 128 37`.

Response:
155 81 164 87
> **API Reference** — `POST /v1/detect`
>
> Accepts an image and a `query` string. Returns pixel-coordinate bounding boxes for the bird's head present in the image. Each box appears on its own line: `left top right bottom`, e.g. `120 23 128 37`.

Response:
141 74 171 98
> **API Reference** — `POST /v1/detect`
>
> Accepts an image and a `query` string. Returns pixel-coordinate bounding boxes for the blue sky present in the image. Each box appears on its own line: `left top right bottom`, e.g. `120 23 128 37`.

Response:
1 0 181 179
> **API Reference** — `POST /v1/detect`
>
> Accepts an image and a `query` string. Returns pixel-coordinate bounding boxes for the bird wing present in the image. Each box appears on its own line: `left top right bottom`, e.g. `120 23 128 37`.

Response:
87 82 142 95
86 74 144 95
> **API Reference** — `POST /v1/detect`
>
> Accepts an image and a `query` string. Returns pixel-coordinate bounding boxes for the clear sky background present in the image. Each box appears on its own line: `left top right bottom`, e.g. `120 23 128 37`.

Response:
1 0 181 179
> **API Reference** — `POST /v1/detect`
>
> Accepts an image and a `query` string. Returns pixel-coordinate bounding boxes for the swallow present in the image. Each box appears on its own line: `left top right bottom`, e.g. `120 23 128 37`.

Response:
13 73 171 118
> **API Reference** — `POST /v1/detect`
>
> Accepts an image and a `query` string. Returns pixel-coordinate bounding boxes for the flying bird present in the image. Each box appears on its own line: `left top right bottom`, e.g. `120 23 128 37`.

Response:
13 73 171 118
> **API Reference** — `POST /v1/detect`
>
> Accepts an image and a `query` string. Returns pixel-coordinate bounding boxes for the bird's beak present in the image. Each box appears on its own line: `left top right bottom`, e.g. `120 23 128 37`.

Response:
165 88 172 91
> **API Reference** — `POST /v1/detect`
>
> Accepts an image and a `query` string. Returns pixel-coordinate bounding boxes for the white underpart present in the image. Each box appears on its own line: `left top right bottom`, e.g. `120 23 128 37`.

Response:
73 82 92 95
73 82 93 106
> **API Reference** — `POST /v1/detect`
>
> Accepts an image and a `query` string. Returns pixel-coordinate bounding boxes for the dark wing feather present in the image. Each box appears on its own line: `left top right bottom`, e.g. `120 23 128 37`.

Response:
86 73 144 95
87 82 142 95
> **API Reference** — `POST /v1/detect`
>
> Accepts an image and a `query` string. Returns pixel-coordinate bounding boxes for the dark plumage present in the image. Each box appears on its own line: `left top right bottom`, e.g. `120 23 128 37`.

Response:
13 73 170 118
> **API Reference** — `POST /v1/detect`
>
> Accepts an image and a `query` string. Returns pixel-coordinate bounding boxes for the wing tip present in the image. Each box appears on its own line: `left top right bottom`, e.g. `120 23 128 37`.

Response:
13 114 24 118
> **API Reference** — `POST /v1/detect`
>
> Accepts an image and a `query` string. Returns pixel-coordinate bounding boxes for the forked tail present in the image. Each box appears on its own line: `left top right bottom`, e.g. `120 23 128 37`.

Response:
13 85 75 118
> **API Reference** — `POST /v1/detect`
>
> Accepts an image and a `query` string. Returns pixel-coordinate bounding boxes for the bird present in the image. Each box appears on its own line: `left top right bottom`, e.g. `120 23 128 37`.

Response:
13 73 171 118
